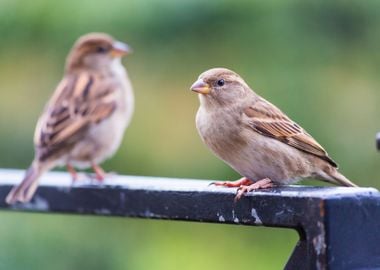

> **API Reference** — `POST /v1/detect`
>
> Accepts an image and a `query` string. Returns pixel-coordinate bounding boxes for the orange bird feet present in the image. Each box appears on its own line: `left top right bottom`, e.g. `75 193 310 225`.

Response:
210 177 274 201
67 163 107 184
92 163 106 182
67 164 79 182
210 177 254 187
235 178 274 202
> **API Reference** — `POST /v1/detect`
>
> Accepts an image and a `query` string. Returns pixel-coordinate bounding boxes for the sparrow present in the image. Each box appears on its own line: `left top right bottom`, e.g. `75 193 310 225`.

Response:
6 33 134 204
190 68 358 201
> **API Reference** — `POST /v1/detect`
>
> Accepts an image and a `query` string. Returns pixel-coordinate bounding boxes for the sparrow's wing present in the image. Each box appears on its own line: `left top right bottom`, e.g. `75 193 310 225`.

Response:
244 97 337 167
34 72 118 161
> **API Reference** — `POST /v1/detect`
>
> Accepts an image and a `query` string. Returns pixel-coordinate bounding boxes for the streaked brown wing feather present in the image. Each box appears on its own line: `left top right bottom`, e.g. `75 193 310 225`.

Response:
34 72 117 161
244 98 337 167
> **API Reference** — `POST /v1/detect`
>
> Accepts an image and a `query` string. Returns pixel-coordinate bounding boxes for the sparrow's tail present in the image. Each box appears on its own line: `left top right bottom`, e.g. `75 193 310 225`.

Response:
322 168 358 187
5 160 47 204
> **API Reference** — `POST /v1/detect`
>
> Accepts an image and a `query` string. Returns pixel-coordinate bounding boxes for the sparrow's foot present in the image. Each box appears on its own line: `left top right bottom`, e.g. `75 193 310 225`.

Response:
67 164 79 183
210 177 254 187
92 163 106 182
234 178 274 202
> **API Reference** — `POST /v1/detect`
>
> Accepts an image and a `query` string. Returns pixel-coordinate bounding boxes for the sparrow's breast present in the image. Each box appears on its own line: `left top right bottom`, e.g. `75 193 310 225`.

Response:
112 61 134 123
90 66 134 161
196 106 247 160
69 63 134 167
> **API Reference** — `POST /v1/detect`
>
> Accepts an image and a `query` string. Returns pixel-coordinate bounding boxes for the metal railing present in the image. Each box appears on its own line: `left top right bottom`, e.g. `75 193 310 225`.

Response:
0 169 379 269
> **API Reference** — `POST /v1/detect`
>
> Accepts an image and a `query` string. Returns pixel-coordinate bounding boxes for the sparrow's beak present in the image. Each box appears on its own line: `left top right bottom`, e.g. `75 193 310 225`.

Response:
111 41 132 57
190 79 211 95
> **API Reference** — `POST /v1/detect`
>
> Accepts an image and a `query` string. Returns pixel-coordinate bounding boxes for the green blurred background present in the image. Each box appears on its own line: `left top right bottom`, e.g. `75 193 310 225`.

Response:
0 0 379 269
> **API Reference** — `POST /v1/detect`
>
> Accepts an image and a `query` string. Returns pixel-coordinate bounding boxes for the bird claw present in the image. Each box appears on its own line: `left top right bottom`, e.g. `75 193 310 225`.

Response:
67 164 78 182
92 163 106 182
234 178 274 202
209 177 254 188
208 177 274 201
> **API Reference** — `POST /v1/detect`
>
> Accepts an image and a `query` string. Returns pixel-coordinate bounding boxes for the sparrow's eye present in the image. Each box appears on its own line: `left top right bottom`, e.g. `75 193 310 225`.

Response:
96 46 108 53
217 79 225 87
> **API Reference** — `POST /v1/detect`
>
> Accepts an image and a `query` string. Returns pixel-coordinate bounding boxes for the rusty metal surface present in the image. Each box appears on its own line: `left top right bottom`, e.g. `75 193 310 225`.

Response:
0 169 379 269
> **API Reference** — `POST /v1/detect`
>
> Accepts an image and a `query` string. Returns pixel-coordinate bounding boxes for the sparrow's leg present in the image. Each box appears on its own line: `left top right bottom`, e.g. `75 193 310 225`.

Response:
210 177 254 187
92 163 106 181
67 164 78 182
235 178 274 202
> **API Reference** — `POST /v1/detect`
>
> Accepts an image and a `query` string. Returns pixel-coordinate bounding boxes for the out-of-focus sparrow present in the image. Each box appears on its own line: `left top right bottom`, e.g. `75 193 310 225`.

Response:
6 33 134 204
190 68 358 201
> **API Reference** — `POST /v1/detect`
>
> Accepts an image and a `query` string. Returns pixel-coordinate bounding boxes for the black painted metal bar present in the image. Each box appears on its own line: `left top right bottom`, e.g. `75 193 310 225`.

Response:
0 169 379 269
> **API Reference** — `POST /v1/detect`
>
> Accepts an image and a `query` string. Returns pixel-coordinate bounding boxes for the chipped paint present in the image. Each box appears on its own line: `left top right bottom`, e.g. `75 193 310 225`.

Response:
119 192 126 205
141 210 169 219
232 209 239 223
251 208 262 225
144 209 154 217
216 212 226 222
313 221 326 256
313 221 326 270
12 196 50 211
94 208 111 215
313 234 325 256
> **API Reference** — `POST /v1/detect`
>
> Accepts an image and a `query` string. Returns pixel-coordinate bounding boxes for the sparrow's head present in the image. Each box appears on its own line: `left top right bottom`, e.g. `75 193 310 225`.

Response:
66 33 132 72
190 68 252 107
